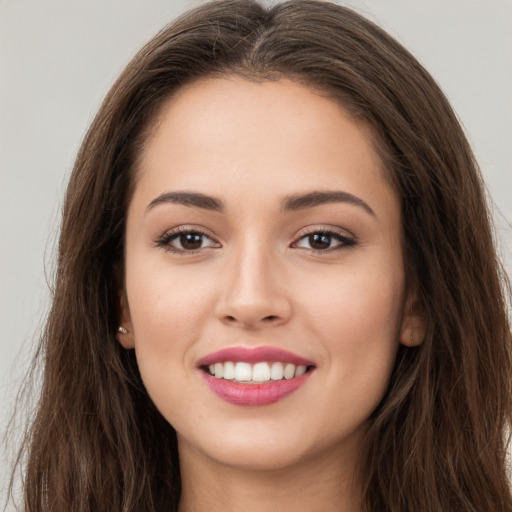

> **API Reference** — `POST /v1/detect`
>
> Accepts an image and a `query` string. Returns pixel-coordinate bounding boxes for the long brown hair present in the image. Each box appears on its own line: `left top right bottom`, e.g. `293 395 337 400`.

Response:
11 1 512 510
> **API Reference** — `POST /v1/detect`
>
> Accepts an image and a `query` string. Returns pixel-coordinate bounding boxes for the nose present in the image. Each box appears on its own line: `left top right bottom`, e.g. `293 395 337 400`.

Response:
214 242 293 330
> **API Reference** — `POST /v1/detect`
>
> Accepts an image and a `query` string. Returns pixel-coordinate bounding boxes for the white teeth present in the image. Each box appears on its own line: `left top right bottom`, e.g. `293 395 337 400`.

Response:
207 361 311 382
270 362 284 380
252 362 271 382
284 363 296 380
223 361 235 380
234 362 252 382
295 365 306 377
214 362 224 379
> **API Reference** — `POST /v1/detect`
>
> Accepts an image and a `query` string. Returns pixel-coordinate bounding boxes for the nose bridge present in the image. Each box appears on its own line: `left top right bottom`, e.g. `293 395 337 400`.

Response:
216 235 291 328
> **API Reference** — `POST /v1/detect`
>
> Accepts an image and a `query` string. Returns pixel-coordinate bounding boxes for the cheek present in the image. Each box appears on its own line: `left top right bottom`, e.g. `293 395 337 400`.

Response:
299 273 403 442
304 262 404 385
304 254 404 328
125 268 214 425
125 261 217 384
127 257 214 334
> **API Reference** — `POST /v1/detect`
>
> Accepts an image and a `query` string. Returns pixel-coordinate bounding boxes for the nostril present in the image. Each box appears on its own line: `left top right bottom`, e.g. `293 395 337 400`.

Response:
220 313 286 328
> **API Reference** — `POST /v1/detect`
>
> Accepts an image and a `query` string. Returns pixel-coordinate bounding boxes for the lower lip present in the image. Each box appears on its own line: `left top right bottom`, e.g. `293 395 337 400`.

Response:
201 371 313 406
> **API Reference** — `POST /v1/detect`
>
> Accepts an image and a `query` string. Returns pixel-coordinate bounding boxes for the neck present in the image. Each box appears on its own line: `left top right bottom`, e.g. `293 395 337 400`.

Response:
177 436 364 512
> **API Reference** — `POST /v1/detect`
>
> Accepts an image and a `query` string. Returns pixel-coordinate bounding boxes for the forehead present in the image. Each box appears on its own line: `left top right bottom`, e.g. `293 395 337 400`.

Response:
133 76 397 219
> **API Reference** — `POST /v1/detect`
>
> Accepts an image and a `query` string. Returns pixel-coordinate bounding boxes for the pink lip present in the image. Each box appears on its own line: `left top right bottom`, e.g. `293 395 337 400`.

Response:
197 346 315 406
197 346 315 367
201 371 313 406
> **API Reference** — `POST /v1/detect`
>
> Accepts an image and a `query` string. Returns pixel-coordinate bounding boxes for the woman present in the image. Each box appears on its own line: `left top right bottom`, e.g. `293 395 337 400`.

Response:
12 0 512 510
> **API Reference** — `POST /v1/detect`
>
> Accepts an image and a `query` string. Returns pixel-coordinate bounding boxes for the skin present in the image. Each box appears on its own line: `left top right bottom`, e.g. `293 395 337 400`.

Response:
118 77 424 512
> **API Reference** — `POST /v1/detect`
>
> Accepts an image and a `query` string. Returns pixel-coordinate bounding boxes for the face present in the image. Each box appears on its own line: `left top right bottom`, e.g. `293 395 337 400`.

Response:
119 77 420 472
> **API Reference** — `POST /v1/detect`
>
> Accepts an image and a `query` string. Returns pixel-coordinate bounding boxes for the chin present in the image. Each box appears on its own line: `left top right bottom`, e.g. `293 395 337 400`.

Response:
176 416 366 474
200 441 313 472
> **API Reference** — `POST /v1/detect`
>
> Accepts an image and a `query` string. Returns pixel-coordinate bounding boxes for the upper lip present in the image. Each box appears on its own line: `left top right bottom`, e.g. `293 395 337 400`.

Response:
197 346 315 367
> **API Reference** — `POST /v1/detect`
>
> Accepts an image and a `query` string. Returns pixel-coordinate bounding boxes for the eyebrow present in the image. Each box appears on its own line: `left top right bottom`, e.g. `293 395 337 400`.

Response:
282 190 375 216
145 189 375 217
146 191 224 213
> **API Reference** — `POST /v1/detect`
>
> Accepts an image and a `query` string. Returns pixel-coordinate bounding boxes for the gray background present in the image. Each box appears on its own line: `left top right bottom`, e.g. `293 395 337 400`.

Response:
1 0 511 505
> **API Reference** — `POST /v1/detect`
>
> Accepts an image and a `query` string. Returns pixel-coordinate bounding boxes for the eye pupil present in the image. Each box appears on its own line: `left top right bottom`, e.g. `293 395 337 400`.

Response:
180 233 203 250
309 233 331 250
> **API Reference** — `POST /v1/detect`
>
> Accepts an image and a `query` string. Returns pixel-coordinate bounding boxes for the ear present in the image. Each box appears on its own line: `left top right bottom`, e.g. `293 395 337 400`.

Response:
399 292 426 347
117 290 135 349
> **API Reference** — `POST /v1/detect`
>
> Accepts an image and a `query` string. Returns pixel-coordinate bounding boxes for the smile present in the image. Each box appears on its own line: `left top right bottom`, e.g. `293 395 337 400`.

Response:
197 346 316 406
206 361 309 383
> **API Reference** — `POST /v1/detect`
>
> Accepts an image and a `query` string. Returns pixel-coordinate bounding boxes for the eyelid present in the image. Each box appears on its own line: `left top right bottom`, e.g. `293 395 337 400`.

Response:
294 224 355 240
153 224 355 255
154 225 221 254
291 225 356 251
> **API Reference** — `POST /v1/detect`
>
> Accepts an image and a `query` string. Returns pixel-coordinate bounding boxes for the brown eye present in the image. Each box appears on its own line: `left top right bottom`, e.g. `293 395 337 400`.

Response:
179 232 204 250
308 233 332 250
156 229 219 253
294 231 355 252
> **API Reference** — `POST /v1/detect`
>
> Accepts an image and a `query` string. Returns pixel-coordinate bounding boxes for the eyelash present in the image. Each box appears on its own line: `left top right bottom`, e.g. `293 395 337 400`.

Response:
154 227 356 255
292 229 356 253
154 226 219 254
